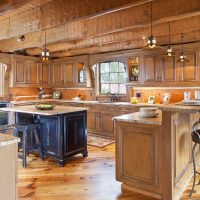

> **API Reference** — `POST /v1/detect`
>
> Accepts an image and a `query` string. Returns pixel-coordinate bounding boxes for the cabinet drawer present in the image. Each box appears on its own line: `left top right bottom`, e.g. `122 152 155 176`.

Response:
99 105 115 111
117 106 138 113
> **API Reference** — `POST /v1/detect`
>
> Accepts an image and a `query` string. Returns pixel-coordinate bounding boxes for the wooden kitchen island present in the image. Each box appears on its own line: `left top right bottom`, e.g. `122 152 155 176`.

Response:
0 105 88 166
113 105 200 200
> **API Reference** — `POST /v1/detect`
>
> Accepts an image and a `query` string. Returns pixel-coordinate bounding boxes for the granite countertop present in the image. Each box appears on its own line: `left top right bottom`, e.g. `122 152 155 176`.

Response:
9 99 200 112
0 133 20 147
0 105 88 115
10 99 158 107
113 110 162 125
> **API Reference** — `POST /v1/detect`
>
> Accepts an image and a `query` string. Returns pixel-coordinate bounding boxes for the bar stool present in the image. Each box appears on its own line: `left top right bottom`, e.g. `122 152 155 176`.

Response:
0 124 15 134
14 123 44 168
190 120 200 196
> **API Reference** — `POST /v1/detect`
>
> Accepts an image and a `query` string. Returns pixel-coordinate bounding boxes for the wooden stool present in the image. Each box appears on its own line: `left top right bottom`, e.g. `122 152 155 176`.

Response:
190 120 200 196
0 124 14 134
14 123 44 168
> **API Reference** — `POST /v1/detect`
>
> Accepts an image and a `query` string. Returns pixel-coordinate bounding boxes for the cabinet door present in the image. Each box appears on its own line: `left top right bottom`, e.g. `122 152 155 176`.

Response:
28 62 39 84
87 111 99 133
180 51 198 82
100 112 114 136
62 63 73 83
53 63 63 85
39 64 51 84
63 112 87 156
143 54 162 83
162 57 176 82
14 60 26 84
40 116 61 157
143 55 156 82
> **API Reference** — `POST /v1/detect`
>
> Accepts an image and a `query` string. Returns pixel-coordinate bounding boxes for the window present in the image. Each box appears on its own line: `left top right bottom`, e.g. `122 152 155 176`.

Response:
100 62 126 94
0 63 7 97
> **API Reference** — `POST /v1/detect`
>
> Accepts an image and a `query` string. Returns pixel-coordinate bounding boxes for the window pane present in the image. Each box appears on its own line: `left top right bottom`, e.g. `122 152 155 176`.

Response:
101 73 109 83
101 84 110 94
110 62 118 72
119 62 125 72
101 62 109 73
110 84 119 94
110 73 118 83
119 84 126 94
118 72 126 83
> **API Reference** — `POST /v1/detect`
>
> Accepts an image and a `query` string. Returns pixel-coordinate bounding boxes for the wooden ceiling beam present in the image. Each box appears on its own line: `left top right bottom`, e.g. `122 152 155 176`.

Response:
1 14 199 54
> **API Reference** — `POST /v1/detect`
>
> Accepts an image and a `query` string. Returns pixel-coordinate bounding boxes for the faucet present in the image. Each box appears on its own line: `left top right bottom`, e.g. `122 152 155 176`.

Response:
38 88 45 99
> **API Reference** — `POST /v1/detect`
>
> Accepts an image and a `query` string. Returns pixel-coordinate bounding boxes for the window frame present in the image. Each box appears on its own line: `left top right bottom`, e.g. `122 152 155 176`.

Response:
99 61 126 95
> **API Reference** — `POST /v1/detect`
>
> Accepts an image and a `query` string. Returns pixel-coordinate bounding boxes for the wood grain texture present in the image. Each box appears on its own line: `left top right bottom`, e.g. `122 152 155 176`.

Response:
17 144 200 200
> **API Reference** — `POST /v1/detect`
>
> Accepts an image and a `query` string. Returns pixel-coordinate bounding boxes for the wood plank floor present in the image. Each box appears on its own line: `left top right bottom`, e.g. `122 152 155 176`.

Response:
18 144 200 200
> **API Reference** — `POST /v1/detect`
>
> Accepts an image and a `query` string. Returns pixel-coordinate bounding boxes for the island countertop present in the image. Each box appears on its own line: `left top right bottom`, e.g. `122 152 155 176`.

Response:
0 133 20 147
0 105 88 115
113 110 162 125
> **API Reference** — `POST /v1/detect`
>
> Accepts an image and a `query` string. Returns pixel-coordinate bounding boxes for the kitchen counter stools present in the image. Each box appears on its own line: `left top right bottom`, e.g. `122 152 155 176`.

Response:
14 123 44 168
190 120 200 196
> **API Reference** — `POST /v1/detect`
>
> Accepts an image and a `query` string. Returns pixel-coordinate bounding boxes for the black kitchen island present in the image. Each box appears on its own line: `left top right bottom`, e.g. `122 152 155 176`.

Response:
0 105 88 166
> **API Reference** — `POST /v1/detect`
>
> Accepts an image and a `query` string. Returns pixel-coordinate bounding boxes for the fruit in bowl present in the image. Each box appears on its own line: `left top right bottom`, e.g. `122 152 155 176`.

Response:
131 97 138 104
35 103 56 110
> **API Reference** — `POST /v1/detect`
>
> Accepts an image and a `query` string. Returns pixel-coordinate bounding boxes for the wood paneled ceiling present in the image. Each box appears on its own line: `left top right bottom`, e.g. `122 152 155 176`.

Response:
0 0 199 58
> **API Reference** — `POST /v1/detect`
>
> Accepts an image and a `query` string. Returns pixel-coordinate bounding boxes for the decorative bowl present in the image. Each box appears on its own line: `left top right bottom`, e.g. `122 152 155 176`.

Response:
35 103 56 110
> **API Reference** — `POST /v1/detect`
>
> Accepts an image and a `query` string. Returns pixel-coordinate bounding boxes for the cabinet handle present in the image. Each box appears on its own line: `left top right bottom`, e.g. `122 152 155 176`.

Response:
62 80 64 84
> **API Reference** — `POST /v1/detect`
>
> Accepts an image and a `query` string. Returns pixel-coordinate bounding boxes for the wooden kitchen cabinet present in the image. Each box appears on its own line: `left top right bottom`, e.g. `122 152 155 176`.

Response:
0 137 18 200
176 50 199 82
143 53 162 83
14 60 26 84
52 63 63 85
62 63 74 84
162 56 176 82
14 59 39 85
99 105 115 137
39 63 51 84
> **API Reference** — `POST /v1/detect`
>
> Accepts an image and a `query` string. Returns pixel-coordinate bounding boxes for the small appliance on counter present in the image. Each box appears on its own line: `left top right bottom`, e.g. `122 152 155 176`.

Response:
52 90 61 99
162 93 171 105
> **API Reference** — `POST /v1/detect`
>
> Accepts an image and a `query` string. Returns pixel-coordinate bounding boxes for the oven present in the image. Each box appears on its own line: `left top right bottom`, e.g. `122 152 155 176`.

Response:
0 102 10 125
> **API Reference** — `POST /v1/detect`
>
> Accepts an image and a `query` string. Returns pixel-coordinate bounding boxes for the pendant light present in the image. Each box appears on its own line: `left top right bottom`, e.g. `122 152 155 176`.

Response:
164 22 175 57
177 33 189 63
143 1 161 50
41 29 50 61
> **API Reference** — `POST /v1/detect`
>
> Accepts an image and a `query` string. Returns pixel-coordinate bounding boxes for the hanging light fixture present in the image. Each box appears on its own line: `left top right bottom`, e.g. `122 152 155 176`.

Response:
41 29 50 61
147 1 156 48
164 22 175 57
143 1 161 50
177 33 189 63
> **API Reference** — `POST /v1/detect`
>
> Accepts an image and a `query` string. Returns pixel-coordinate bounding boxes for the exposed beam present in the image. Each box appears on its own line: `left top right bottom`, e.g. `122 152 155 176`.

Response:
0 14 199 53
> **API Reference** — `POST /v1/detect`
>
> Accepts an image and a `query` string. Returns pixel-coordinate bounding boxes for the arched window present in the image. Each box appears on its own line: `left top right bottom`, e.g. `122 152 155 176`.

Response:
100 61 126 94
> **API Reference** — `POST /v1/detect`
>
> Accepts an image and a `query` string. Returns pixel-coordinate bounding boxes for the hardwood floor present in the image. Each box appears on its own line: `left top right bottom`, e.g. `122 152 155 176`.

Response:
18 144 199 200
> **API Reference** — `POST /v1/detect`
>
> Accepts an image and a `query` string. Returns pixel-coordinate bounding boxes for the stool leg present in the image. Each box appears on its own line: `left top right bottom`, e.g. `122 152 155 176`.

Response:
34 129 44 161
22 130 27 168
190 143 198 196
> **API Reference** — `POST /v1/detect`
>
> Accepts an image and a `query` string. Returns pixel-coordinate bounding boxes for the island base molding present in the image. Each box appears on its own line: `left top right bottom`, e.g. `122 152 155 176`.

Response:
121 183 162 199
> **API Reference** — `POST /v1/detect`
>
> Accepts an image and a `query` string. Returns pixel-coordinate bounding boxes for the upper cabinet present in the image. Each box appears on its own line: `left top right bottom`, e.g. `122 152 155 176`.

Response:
176 50 199 82
143 53 162 83
14 59 39 85
39 63 51 85
162 56 176 82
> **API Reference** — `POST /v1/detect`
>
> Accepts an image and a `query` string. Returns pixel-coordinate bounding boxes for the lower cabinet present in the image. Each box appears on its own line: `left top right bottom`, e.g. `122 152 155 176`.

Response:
16 111 87 166
0 142 18 200
40 115 61 158
63 112 87 158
